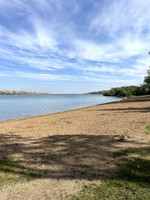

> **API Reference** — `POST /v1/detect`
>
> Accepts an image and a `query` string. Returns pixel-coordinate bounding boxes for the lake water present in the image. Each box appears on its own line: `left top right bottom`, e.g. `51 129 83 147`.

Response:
0 94 122 121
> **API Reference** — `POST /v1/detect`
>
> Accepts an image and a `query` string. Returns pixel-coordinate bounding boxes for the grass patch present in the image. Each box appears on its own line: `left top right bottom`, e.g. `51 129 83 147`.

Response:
0 156 42 189
69 147 150 200
112 147 150 158
49 152 64 161
112 148 138 157
76 164 90 168
145 125 150 134
70 179 150 200
118 157 150 183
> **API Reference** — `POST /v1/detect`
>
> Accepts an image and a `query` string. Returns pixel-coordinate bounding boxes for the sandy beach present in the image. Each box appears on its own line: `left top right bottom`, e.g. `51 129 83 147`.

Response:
0 95 150 199
0 95 150 138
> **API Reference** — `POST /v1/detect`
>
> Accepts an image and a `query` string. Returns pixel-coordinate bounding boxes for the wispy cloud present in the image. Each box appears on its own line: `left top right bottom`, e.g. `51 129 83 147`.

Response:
0 0 150 92
0 70 77 81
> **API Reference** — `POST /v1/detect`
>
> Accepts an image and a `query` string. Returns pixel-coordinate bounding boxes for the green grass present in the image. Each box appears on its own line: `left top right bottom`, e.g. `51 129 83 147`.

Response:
69 147 150 200
145 125 150 134
0 156 42 189
118 157 150 183
70 179 150 200
48 152 64 161
112 147 150 157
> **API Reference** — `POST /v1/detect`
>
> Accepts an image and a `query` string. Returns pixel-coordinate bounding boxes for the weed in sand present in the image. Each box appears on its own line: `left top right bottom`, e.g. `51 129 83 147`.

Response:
27 169 42 178
76 164 90 169
48 152 64 161
23 153 29 159
145 125 150 134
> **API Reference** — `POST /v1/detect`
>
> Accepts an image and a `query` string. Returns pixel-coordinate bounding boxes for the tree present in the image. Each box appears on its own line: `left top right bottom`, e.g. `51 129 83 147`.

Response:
143 52 150 94
144 70 150 84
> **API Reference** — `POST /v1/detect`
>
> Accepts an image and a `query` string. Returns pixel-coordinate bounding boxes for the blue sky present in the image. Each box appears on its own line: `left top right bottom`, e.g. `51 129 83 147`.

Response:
0 0 150 93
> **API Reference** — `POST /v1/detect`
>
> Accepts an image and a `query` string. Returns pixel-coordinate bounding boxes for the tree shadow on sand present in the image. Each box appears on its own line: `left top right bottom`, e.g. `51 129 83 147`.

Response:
103 95 150 104
88 95 150 113
0 133 149 185
92 106 150 113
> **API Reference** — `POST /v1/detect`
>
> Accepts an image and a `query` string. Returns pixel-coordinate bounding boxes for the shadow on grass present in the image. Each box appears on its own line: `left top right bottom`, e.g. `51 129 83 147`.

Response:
0 134 120 181
70 146 150 200
118 157 150 183
112 146 150 184
0 133 150 199
0 134 149 182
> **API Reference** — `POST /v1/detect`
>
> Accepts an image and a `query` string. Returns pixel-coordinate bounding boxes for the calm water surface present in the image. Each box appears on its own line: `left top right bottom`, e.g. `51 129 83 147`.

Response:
0 94 122 121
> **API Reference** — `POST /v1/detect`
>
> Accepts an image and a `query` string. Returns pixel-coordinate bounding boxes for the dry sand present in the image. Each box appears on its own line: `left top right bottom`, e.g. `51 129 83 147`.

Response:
0 95 150 199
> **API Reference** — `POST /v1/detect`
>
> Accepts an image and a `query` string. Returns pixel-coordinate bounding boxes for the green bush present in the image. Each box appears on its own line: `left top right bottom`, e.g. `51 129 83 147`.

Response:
102 84 150 97
103 86 141 97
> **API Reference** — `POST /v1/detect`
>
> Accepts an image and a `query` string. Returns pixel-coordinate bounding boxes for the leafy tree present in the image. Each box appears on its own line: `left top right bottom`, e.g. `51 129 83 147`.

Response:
103 86 140 97
143 52 150 94
144 68 150 84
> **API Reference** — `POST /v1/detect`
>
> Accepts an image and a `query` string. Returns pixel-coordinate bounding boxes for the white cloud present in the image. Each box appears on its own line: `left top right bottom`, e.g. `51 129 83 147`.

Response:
90 0 150 36
70 0 150 67
0 70 77 81
0 0 150 92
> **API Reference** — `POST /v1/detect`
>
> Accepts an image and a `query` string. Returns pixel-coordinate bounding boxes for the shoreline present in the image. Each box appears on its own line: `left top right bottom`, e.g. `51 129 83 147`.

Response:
0 95 150 139
0 97 124 124
0 95 150 199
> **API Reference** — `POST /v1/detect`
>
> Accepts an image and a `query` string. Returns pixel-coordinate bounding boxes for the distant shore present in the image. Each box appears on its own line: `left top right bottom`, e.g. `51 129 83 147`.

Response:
0 90 48 95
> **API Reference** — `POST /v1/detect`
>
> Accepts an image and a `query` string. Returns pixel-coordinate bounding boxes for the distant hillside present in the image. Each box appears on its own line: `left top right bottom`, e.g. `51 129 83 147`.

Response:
0 91 48 95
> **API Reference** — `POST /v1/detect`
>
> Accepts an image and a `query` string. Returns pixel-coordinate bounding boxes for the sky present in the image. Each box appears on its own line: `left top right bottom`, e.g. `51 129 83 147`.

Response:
0 0 150 94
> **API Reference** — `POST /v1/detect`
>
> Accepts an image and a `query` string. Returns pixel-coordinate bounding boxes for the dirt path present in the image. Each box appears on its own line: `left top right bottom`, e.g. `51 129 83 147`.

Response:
0 95 150 199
